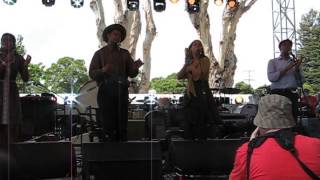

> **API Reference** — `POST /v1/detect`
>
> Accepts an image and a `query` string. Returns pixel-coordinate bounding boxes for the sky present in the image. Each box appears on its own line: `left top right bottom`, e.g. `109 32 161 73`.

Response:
0 0 319 89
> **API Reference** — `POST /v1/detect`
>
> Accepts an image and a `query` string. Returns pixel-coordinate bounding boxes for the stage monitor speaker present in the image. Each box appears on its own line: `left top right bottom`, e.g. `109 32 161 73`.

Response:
82 141 162 180
301 117 320 138
10 141 74 179
20 96 56 137
169 139 244 175
127 120 145 140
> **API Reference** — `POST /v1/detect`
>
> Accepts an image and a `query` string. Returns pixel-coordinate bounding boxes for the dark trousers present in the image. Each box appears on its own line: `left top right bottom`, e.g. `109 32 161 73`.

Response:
270 89 299 121
0 125 19 145
183 81 221 139
97 81 128 141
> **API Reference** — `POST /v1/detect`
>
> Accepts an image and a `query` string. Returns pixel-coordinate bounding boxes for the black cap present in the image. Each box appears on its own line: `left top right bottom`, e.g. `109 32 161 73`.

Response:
278 39 292 49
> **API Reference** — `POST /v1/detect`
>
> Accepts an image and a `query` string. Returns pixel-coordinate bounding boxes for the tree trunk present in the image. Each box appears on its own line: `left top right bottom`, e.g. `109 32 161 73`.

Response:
90 0 107 47
139 0 157 93
212 0 257 88
113 0 141 58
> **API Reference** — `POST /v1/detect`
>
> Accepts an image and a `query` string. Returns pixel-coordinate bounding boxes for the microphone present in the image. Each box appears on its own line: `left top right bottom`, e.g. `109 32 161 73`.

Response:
289 51 297 62
197 49 204 57
111 42 120 51
27 80 43 87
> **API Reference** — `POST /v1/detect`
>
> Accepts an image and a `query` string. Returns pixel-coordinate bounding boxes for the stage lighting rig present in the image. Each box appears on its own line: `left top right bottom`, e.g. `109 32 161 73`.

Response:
42 0 55 7
186 0 200 13
71 0 84 8
154 0 166 12
127 0 139 11
3 0 16 5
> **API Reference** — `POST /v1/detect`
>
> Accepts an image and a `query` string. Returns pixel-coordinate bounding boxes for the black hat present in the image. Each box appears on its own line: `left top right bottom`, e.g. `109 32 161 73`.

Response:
278 39 292 49
102 24 126 43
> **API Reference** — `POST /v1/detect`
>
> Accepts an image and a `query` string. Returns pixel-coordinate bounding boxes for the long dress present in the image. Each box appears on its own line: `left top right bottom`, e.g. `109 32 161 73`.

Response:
0 49 29 143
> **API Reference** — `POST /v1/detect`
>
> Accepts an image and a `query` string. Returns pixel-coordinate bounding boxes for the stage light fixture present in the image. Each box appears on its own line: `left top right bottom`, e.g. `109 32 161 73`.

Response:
71 0 84 8
187 0 200 13
127 0 139 11
42 0 55 7
3 0 16 5
227 0 238 8
154 0 166 12
169 0 179 3
214 0 223 6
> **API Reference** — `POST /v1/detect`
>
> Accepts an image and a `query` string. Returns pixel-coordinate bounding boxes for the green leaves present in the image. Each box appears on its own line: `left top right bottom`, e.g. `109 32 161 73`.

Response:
234 81 254 94
298 9 320 94
18 58 89 94
150 73 186 94
44 57 89 93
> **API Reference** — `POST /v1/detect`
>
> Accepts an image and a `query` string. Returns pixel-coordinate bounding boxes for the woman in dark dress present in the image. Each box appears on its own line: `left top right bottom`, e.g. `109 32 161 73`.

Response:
177 40 221 139
0 33 31 144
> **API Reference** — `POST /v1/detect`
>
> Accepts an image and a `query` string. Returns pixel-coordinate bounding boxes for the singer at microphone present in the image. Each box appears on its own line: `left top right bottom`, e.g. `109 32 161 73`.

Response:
177 40 221 139
267 39 305 121
89 24 143 142
0 33 31 144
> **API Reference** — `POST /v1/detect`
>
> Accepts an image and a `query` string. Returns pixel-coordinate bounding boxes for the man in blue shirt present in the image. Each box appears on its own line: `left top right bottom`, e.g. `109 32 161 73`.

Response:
267 39 304 120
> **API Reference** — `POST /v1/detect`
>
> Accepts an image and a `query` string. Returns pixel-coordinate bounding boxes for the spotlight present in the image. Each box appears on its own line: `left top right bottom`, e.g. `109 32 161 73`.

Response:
227 0 238 8
71 0 84 8
42 0 55 7
169 0 179 3
3 0 16 5
127 0 139 11
214 0 223 6
186 0 200 13
154 0 166 12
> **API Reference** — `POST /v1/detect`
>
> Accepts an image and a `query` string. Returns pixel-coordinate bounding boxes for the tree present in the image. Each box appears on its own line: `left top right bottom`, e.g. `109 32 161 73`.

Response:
150 73 186 94
44 57 89 93
18 63 47 94
298 9 320 94
234 81 254 94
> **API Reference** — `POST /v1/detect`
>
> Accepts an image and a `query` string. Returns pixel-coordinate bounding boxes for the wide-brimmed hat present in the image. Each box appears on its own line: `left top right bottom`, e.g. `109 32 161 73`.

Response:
102 24 126 43
254 94 296 129
278 39 292 49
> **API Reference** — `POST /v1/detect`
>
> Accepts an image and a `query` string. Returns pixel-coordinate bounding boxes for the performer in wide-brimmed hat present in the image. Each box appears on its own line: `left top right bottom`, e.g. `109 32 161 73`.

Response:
89 24 143 141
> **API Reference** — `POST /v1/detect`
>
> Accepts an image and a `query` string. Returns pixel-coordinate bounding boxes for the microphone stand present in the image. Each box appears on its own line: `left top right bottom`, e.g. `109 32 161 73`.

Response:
27 81 78 140
290 53 306 129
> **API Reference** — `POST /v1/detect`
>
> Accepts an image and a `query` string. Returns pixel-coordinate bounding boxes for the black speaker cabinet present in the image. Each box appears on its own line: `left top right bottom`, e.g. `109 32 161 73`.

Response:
127 119 145 140
82 141 162 180
169 139 244 175
20 96 57 137
10 141 73 179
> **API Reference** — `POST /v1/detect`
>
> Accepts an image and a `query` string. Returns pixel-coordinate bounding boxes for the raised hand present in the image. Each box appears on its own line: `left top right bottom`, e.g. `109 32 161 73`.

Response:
134 58 144 68
24 55 32 66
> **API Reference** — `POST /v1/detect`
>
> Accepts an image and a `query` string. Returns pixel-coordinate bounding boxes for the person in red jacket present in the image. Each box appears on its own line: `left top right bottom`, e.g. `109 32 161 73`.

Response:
230 94 320 180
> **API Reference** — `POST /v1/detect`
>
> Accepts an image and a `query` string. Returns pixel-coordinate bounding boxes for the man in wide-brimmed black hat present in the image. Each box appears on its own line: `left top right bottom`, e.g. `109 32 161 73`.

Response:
267 39 304 120
89 24 143 141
